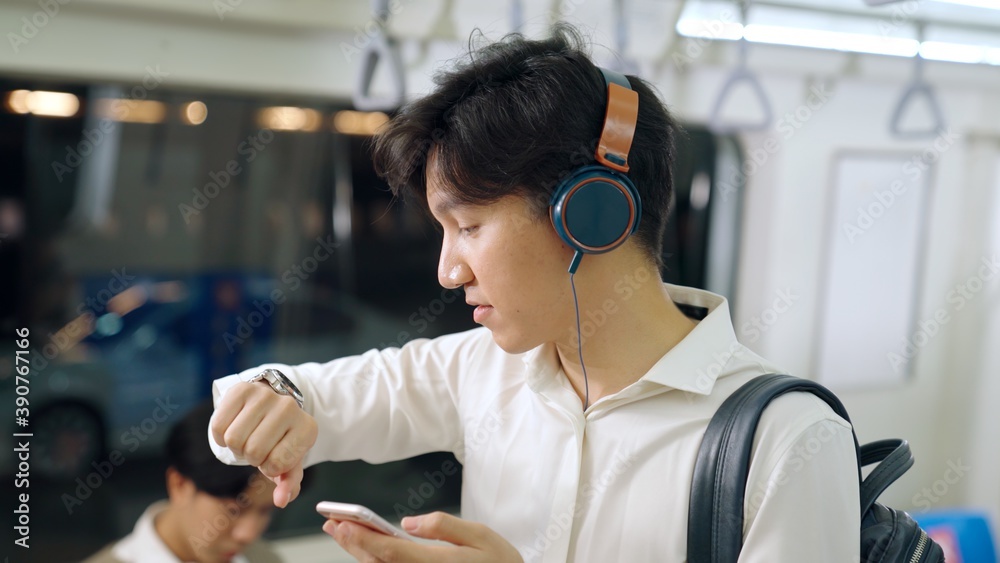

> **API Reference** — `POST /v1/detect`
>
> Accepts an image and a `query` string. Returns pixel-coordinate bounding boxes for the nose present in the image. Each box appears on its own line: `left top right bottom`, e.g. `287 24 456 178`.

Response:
437 236 473 289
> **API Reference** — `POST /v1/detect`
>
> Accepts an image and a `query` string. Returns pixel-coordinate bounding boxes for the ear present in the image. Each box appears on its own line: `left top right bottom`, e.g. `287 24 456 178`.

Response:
165 467 196 505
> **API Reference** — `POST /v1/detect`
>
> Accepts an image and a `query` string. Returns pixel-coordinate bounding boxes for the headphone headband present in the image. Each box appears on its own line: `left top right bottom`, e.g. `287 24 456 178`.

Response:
549 66 643 275
595 67 639 174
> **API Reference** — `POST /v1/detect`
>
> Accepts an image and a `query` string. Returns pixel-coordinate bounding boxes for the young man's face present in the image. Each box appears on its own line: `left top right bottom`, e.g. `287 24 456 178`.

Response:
427 165 579 354
175 473 275 563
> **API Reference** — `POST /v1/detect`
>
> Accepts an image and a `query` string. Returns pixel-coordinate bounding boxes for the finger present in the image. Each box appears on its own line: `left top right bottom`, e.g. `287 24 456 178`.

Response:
242 404 294 467
402 512 488 548
326 521 447 563
270 463 303 508
324 520 386 563
259 423 312 478
210 383 254 447
221 401 268 460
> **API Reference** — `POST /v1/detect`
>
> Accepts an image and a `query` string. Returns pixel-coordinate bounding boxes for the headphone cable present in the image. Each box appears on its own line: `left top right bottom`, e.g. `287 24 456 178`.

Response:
570 272 590 411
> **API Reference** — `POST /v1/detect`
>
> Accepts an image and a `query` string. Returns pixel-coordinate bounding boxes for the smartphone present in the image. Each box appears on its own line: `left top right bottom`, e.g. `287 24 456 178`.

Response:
316 501 415 541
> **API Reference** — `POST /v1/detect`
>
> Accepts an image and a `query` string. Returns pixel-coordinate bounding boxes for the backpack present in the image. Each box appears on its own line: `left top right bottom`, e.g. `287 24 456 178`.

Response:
686 374 945 563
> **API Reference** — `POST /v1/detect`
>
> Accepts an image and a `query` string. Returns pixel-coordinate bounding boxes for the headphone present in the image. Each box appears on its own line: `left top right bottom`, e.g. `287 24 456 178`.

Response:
549 66 642 275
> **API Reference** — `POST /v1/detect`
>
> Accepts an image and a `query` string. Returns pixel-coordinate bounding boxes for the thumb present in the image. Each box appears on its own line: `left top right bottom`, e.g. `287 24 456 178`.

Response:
268 463 304 508
401 512 486 547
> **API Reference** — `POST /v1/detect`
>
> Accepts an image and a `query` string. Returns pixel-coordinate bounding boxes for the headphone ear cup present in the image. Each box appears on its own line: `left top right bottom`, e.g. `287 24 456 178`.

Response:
550 165 641 254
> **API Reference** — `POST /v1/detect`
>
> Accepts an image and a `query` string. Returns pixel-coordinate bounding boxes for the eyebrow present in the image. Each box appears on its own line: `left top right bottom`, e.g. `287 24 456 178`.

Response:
430 196 468 218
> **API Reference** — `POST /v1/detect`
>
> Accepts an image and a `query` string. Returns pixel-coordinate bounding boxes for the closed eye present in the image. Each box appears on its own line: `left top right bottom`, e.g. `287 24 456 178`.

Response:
459 226 479 236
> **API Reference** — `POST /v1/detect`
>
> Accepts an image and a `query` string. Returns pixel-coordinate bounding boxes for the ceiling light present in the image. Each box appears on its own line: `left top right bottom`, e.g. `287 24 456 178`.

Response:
4 90 80 117
931 0 1000 9
333 110 390 135
258 106 323 132
93 99 166 123
743 24 920 57
181 101 208 125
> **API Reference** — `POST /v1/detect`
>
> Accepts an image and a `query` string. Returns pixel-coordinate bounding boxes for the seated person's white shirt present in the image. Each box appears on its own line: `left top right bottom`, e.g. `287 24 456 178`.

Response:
98 501 251 563
85 502 281 563
209 283 860 562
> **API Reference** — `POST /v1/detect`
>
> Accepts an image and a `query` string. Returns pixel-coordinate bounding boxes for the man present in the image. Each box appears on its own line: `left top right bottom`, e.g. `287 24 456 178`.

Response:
209 24 859 562
86 401 281 563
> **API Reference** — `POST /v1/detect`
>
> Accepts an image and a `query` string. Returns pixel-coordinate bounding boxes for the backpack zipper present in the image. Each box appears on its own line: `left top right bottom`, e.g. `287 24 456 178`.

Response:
909 530 928 563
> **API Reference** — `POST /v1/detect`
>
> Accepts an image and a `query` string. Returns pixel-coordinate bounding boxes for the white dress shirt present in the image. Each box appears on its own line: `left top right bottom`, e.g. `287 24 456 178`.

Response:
210 283 860 562
108 501 250 563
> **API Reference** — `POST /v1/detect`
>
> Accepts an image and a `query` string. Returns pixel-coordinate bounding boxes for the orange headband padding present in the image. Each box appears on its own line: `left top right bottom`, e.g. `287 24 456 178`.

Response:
595 82 639 174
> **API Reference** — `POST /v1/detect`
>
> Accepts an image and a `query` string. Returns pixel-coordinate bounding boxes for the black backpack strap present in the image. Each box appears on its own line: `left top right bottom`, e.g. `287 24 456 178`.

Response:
859 439 913 516
687 374 862 563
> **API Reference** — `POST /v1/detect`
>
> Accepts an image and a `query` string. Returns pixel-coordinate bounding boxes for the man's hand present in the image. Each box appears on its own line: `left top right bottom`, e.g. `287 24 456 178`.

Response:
323 511 524 563
210 381 318 508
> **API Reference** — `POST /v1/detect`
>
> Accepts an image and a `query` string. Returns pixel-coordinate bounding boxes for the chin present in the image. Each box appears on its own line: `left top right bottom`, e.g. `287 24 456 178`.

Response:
487 328 542 355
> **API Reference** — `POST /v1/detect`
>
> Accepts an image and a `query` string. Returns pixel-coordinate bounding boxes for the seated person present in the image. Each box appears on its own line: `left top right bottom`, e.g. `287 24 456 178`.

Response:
85 400 282 563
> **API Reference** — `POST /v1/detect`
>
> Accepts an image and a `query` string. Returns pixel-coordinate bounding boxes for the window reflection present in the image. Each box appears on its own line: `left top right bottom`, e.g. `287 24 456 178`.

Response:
0 80 470 559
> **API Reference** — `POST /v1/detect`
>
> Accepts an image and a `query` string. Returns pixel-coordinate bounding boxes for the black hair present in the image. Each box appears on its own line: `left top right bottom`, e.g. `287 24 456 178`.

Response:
166 400 259 499
371 22 679 269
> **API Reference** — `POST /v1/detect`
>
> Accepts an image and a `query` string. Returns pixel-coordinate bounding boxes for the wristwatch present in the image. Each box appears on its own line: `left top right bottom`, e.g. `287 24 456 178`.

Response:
249 368 304 409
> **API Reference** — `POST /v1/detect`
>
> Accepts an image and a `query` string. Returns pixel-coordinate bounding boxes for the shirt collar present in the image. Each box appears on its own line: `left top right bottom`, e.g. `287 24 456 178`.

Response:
521 283 741 397
113 500 186 563
113 500 251 563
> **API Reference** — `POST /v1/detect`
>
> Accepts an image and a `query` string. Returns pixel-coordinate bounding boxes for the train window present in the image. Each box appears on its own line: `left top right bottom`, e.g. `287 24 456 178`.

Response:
0 78 737 559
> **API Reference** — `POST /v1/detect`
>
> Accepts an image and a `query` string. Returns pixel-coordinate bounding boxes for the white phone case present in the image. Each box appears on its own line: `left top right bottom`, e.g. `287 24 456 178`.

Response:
316 501 415 541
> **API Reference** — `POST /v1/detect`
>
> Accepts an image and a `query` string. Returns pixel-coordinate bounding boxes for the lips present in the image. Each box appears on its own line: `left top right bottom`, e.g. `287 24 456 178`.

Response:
472 304 494 324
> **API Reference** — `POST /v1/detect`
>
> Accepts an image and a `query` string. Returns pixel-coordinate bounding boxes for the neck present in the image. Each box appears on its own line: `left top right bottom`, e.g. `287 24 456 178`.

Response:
155 506 197 562
554 261 697 410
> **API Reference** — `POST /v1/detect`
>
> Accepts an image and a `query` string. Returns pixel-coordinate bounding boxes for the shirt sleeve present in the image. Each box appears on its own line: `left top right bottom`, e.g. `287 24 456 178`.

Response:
208 328 489 468
738 417 861 563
